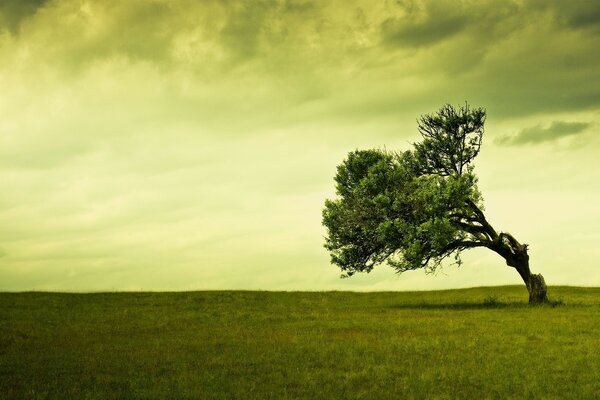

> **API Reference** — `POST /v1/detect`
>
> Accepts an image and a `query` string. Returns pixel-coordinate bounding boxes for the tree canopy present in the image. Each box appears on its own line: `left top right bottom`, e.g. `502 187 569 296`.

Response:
322 103 549 303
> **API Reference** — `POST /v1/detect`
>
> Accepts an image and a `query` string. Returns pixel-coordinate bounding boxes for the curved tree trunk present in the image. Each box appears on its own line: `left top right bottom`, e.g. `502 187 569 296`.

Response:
509 251 549 304
458 201 550 304
527 274 548 304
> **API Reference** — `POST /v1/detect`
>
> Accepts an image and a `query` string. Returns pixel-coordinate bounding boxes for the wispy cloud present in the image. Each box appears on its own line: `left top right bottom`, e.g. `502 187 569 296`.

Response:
495 121 591 146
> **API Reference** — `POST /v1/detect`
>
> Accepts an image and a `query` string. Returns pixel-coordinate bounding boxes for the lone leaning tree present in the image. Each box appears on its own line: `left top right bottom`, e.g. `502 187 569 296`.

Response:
322 103 549 304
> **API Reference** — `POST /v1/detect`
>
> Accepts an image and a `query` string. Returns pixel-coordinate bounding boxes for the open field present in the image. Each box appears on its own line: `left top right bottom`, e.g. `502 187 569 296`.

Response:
1 286 599 399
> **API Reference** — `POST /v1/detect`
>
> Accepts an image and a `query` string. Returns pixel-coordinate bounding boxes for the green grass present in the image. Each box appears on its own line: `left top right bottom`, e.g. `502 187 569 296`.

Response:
1 286 599 399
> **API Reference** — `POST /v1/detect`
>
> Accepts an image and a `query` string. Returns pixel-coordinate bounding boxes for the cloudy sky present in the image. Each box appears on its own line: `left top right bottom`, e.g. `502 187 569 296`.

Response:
1 0 599 291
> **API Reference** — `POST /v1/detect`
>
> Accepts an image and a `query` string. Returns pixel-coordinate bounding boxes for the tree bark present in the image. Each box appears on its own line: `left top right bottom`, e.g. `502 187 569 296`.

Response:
527 273 548 304
507 250 549 304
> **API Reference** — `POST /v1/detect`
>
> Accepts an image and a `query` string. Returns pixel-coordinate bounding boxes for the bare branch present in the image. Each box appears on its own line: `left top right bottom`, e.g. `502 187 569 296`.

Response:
465 199 498 239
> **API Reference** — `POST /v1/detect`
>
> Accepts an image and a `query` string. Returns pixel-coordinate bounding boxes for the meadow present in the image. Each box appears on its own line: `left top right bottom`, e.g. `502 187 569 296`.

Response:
1 286 599 399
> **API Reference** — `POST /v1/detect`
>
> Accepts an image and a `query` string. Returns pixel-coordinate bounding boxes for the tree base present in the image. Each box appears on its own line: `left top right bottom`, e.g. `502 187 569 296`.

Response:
527 274 549 304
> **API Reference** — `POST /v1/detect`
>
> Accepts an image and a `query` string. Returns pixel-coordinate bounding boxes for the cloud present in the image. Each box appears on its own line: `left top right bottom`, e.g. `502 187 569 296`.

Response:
0 0 47 34
1 0 600 291
380 0 522 49
495 121 591 146
531 0 600 33
1 0 599 119
564 5 600 32
381 13 469 48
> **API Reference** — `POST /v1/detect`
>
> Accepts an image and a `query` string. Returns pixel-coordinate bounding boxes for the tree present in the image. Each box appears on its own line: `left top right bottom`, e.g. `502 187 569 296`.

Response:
322 103 549 304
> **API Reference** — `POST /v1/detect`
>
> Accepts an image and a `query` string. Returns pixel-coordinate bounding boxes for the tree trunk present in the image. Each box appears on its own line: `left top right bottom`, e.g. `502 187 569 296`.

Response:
458 200 550 304
526 274 549 304
506 248 549 304
507 255 548 304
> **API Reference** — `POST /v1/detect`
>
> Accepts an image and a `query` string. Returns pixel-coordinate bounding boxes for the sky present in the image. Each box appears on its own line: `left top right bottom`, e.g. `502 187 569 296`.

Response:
1 0 599 292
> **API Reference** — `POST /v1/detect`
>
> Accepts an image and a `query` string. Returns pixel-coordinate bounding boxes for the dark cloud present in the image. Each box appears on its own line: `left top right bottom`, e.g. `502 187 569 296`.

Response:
380 0 599 51
3 0 600 123
381 14 469 48
566 6 600 31
531 0 600 32
66 1 175 68
220 2 273 61
495 121 591 146
0 0 47 33
219 0 322 63
380 0 520 48
423 2 600 119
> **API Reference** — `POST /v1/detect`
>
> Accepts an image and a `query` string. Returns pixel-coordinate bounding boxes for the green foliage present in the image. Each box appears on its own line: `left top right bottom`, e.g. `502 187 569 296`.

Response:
414 103 485 176
323 103 486 277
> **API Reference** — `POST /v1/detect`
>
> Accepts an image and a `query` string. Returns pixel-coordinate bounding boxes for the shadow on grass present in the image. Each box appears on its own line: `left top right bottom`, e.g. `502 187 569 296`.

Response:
388 302 524 310
388 299 566 310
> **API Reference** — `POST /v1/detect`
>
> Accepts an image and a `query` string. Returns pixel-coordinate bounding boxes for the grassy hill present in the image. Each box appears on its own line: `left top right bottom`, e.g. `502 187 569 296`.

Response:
1 286 599 399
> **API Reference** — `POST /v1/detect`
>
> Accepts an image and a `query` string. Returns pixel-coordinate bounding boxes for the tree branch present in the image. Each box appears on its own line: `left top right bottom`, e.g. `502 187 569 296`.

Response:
453 220 489 235
441 239 491 254
499 232 528 252
465 199 498 240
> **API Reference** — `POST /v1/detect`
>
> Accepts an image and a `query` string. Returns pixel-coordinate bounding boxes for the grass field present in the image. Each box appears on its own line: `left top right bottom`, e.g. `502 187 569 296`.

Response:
1 286 599 399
